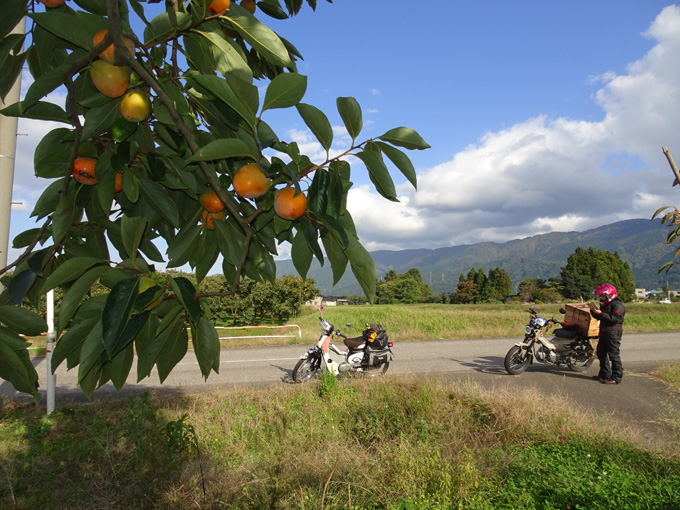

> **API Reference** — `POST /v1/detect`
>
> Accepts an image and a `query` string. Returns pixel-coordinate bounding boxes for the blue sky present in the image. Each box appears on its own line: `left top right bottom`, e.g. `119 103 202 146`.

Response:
7 0 680 265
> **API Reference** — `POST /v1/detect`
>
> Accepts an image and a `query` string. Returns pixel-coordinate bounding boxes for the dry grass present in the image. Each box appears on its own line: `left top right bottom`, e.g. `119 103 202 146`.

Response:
4 376 678 509
656 363 680 393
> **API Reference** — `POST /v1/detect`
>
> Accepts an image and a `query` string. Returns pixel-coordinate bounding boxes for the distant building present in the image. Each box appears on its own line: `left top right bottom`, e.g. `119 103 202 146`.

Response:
305 296 348 307
636 288 678 301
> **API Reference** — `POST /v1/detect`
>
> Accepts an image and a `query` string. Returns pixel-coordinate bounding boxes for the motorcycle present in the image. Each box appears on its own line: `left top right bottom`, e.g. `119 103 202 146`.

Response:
504 307 596 375
292 307 393 383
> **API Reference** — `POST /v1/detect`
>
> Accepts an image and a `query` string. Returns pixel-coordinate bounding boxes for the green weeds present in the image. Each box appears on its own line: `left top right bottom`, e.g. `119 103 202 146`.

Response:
2 378 678 509
658 363 680 392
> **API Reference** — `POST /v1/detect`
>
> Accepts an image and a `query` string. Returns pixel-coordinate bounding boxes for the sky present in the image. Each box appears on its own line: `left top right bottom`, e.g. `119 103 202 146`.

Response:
6 0 680 267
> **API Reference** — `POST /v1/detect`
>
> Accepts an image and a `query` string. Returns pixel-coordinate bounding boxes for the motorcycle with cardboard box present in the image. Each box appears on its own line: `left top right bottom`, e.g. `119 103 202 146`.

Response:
504 305 599 375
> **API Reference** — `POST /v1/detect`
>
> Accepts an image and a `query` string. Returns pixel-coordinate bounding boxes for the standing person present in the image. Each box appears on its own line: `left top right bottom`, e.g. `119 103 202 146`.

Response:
590 284 625 384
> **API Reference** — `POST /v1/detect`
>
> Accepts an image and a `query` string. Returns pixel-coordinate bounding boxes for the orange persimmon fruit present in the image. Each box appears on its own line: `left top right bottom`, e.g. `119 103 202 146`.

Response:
232 163 270 199
91 60 129 98
207 0 231 14
72 157 97 185
274 187 307 220
92 29 135 64
201 210 227 230
114 172 123 192
199 191 226 213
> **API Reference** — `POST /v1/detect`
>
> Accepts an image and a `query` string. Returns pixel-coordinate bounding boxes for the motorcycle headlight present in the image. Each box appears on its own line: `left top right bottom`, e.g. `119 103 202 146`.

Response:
320 319 333 335
525 325 532 335
533 317 547 327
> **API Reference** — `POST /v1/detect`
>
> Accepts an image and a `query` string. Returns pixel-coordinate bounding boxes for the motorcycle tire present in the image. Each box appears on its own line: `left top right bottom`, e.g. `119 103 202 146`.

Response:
359 361 389 377
292 357 320 383
567 355 594 372
504 345 530 375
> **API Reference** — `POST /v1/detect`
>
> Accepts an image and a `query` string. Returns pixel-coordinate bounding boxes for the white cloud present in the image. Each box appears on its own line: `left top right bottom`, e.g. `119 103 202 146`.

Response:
345 5 680 250
346 187 427 251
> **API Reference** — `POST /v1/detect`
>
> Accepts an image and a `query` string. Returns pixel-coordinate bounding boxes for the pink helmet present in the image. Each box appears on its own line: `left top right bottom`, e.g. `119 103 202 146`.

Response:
593 284 618 304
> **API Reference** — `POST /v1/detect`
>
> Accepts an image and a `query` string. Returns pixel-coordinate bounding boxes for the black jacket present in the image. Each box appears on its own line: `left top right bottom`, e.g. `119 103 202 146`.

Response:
591 298 625 333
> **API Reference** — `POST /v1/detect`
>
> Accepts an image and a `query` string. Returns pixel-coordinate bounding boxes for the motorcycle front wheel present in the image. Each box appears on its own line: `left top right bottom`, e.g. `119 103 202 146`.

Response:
292 357 320 383
567 354 594 372
504 345 530 375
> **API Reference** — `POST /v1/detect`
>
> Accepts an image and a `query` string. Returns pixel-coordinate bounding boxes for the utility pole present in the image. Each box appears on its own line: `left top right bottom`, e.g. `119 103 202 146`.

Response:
0 17 25 291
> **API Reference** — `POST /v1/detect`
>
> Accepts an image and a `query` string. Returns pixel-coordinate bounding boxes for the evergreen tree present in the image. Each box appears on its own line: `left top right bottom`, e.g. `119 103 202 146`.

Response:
473 268 488 302
486 267 512 302
560 246 635 301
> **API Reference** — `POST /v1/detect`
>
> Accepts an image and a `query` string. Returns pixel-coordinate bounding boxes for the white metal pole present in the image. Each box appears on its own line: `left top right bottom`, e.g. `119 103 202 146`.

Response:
0 16 25 290
46 289 56 413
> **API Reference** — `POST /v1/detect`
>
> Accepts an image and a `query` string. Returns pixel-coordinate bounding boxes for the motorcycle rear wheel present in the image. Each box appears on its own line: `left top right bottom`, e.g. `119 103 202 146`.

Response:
567 355 594 372
359 362 389 377
504 345 530 375
292 357 320 383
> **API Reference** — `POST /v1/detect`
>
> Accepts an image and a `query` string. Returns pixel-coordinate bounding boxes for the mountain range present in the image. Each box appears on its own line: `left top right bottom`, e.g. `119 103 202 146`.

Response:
276 219 680 296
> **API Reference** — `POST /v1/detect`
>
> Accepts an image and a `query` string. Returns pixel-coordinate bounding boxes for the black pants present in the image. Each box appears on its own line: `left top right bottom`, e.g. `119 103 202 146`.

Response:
597 330 623 383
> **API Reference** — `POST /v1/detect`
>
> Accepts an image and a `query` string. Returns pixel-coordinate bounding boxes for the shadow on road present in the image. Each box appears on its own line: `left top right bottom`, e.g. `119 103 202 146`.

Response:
450 356 599 383
271 363 296 384
449 356 506 374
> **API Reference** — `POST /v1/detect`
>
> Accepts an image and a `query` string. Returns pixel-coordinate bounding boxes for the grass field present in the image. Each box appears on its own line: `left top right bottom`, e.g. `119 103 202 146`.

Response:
1 374 679 509
213 301 680 347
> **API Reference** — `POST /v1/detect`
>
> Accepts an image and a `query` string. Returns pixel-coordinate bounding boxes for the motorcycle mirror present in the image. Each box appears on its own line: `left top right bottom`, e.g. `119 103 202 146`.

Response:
345 323 351 328
559 308 566 314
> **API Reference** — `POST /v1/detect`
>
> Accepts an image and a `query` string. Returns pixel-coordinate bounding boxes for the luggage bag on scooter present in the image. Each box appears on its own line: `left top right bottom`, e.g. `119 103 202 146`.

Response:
363 323 389 350
367 348 392 366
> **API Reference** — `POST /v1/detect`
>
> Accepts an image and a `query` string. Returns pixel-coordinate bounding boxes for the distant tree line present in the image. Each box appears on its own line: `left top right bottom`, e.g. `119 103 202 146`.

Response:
347 246 637 305
200 273 319 323
373 269 432 304
450 267 513 304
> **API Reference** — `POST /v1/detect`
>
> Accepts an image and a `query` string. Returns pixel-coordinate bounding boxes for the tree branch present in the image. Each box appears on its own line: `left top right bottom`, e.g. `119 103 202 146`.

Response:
105 0 259 286
662 146 680 187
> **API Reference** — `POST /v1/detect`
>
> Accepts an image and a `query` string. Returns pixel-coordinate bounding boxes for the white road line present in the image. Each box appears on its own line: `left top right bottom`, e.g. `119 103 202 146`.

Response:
219 357 301 364
174 357 300 367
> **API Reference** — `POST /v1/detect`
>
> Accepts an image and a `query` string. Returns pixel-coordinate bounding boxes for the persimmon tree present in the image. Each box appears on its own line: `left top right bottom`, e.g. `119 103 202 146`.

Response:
0 0 429 397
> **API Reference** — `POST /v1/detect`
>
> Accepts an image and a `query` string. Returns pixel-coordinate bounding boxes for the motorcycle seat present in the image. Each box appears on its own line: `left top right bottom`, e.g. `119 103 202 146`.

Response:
344 336 366 349
554 327 577 339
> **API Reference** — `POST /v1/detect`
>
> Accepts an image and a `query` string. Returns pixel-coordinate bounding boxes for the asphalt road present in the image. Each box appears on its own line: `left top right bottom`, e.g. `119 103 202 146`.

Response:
3 331 680 444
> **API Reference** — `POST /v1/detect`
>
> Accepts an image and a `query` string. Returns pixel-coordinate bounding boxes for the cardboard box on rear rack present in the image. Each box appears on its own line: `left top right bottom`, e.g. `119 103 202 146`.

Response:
564 303 600 337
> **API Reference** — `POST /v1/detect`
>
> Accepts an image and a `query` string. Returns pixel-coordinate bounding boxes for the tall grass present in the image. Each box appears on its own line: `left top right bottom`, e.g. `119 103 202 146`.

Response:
288 302 680 345
1 377 678 509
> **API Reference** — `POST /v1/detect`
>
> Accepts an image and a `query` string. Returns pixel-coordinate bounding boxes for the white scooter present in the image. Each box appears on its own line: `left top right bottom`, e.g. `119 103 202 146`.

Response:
292 307 393 383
